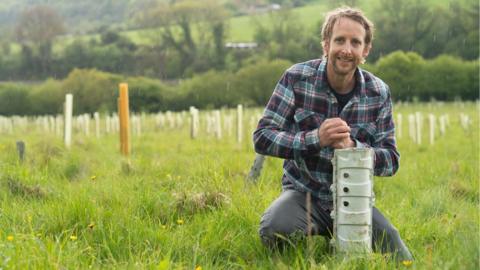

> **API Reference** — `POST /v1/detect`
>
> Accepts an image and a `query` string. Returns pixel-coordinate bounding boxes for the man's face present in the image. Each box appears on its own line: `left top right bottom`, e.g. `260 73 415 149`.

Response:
323 17 371 77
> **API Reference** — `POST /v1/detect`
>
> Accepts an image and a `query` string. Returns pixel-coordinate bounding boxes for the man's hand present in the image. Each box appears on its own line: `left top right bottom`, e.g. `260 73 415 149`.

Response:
317 118 355 149
331 136 355 149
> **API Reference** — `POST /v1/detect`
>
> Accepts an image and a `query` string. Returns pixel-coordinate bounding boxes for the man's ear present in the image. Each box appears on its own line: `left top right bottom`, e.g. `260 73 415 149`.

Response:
322 40 329 57
363 43 371 58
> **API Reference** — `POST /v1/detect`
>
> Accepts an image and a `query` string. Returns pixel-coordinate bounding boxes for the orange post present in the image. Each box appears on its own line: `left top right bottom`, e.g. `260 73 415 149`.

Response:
118 83 130 156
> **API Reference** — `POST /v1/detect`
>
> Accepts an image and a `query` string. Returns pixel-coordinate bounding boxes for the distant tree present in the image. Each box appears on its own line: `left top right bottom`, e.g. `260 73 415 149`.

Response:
15 5 65 45
441 0 479 60
14 5 65 78
253 8 314 62
371 0 478 61
371 0 437 60
137 0 229 76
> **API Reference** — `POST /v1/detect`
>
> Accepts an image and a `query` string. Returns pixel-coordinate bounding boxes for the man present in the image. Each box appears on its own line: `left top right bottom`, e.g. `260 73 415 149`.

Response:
253 7 413 262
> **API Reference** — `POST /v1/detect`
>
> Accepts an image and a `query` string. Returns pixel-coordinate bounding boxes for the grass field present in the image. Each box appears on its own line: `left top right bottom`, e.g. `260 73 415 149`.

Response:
0 102 478 269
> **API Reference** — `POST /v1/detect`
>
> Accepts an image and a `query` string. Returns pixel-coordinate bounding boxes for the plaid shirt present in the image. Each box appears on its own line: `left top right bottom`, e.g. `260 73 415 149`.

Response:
253 58 399 203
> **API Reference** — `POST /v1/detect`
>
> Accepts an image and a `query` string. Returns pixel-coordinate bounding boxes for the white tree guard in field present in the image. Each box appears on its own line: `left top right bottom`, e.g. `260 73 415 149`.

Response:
64 94 73 148
331 148 374 255
237 105 243 143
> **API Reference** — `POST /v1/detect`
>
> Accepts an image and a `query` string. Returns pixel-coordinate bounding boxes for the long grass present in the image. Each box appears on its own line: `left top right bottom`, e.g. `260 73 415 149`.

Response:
0 102 478 269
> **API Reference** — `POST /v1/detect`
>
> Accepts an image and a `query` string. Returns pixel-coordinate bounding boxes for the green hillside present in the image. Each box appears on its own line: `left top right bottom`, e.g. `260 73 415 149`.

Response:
55 0 458 48
227 3 327 42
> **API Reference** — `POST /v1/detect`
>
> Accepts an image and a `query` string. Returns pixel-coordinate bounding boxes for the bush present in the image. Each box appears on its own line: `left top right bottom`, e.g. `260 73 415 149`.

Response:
61 69 121 114
421 55 478 101
128 76 174 112
29 79 64 115
374 51 425 101
231 59 292 106
180 70 237 109
0 83 31 115
373 51 479 101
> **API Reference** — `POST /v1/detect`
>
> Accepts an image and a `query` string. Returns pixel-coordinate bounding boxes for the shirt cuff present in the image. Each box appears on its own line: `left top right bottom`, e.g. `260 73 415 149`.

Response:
305 129 321 152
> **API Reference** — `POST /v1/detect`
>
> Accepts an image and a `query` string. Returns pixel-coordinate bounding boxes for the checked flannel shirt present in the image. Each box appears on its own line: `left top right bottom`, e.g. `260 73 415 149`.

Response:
253 58 399 204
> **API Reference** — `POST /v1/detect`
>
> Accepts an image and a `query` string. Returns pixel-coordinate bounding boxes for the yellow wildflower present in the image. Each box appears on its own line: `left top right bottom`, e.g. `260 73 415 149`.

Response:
402 260 413 267
7 235 14 241
70 235 77 241
195 266 202 270
88 222 95 229
90 175 97 181
176 219 184 225
161 225 167 229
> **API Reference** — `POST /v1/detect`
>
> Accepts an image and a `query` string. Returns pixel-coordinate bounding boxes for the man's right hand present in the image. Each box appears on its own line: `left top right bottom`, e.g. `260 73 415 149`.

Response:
317 118 351 147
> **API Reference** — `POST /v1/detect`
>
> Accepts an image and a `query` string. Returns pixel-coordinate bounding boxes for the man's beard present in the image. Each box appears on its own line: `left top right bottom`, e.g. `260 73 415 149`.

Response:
330 54 360 76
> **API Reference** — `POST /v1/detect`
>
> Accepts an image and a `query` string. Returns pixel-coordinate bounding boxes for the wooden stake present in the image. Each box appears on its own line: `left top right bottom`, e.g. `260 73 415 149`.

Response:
118 83 130 156
16 140 25 163
247 153 265 181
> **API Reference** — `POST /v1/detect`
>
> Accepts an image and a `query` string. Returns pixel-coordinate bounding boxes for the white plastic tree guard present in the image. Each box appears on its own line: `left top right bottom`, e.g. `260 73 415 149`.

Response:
331 148 374 255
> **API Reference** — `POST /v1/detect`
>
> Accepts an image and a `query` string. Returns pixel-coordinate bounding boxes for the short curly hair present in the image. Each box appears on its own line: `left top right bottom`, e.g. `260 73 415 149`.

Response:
321 7 374 46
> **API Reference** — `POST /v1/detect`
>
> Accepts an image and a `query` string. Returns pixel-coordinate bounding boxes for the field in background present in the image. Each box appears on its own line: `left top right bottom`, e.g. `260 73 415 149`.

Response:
0 102 478 269
59 0 455 46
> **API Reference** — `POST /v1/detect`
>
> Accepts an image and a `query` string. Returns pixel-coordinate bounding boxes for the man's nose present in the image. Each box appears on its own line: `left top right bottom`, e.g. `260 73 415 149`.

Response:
341 42 353 54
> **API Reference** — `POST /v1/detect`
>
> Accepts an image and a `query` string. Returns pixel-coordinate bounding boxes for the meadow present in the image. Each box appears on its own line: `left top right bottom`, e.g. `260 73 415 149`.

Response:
0 102 478 269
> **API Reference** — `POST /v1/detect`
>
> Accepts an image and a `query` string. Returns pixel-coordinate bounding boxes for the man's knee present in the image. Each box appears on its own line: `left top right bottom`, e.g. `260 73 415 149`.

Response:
258 212 290 248
258 191 307 248
259 220 276 248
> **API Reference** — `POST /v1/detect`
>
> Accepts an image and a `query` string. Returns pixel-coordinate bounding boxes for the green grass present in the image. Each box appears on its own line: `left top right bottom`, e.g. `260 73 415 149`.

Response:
0 102 478 269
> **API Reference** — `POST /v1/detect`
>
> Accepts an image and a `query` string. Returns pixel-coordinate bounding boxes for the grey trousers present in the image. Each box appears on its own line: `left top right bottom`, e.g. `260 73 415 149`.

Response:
259 189 413 260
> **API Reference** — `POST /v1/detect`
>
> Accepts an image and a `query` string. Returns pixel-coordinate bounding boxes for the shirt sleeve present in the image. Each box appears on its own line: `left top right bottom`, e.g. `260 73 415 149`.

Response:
356 92 400 176
253 71 322 159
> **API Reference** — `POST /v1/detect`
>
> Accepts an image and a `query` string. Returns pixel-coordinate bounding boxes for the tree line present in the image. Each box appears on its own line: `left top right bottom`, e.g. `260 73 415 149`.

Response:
0 0 478 81
0 51 477 116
